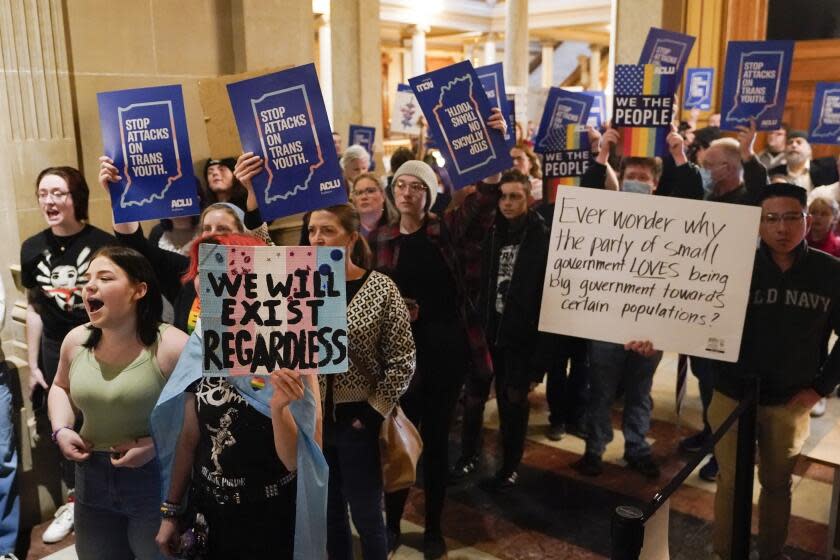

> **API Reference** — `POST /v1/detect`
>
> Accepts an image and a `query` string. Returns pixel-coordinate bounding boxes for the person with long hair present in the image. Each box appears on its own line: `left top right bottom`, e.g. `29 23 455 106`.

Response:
349 173 398 239
20 166 115 544
510 142 542 201
98 157 268 334
153 232 325 560
308 205 415 560
47 246 188 559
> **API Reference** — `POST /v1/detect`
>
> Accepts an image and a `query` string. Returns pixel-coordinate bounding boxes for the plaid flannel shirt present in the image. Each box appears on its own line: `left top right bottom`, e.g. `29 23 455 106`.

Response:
368 213 494 379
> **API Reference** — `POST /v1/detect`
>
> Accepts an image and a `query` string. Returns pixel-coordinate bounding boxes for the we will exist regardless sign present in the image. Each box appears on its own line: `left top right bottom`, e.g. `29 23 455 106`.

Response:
539 189 760 362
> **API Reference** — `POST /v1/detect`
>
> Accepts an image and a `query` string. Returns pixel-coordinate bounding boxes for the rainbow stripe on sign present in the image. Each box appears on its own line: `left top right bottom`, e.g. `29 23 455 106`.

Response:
543 125 591 203
614 64 676 158
557 124 583 187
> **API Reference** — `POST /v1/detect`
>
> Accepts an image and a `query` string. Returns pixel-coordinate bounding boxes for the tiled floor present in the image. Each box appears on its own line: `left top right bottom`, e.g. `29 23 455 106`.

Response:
26 352 835 559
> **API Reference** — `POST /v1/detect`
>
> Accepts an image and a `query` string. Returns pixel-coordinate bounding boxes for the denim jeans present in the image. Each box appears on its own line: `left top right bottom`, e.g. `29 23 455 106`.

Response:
586 341 662 458
74 453 163 560
0 366 19 555
326 403 387 560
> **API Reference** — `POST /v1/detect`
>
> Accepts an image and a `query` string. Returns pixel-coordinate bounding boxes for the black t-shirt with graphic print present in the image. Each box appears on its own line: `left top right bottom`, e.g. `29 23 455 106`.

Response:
188 377 292 494
20 225 115 341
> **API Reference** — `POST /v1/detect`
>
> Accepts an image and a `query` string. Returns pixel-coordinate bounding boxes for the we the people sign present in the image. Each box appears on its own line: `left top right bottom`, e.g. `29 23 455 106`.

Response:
538 189 760 362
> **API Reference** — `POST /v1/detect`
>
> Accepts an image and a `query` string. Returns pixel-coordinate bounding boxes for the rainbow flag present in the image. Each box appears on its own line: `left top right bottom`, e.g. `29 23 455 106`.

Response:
613 64 676 157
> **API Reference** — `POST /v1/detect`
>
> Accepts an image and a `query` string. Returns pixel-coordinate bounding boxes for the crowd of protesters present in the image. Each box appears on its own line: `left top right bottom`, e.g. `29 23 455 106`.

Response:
2 88 838 560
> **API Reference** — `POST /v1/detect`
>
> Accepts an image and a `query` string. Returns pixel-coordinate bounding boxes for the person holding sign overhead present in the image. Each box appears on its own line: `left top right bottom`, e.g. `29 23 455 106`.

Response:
47 246 188 560
570 123 701 479
99 155 270 336
154 232 323 560
307 204 415 560
370 159 493 560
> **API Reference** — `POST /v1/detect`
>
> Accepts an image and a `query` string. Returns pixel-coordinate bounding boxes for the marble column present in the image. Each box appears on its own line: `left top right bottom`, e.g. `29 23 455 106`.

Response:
541 42 555 88
483 33 497 65
401 37 413 82
504 0 529 120
330 0 383 159
0 0 75 524
590 45 602 90
317 14 334 126
410 25 428 77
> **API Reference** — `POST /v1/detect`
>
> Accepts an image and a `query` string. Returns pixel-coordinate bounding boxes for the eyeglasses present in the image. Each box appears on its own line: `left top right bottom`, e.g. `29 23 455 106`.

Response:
394 181 427 194
760 211 807 225
353 187 379 197
37 190 71 202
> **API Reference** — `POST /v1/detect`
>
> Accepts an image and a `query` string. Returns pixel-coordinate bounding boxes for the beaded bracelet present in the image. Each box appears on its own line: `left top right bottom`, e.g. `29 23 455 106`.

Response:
50 426 72 443
160 501 181 519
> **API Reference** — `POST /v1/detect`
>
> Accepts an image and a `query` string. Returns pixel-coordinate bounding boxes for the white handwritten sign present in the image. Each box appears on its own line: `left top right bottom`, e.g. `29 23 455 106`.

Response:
538 188 760 362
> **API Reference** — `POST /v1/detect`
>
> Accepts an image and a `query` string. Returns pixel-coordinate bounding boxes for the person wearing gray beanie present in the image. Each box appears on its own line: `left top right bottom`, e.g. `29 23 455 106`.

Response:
392 160 438 212
371 158 493 560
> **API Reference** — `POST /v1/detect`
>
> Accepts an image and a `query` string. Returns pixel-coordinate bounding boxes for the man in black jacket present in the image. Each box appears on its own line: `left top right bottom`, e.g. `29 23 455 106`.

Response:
455 169 550 491
768 131 839 192
709 183 840 559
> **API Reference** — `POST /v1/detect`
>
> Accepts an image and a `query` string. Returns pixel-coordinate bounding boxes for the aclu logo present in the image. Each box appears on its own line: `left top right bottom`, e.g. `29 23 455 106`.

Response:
319 179 342 193
416 79 434 92
171 198 194 209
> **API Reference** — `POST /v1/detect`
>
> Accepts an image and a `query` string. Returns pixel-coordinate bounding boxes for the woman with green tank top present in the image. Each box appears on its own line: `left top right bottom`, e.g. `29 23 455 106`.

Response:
47 246 189 560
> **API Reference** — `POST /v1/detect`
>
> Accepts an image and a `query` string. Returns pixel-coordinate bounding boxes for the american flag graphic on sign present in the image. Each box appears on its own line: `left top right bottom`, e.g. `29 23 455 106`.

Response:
614 64 676 157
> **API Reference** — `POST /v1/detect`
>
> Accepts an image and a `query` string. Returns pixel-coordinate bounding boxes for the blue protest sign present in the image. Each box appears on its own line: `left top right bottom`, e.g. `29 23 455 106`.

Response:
533 88 593 153
476 62 514 147
684 68 714 110
97 85 199 224
720 40 794 131
506 99 516 144
809 83 840 145
613 64 676 157
582 91 607 129
408 61 512 188
348 124 375 170
638 27 696 83
227 64 347 220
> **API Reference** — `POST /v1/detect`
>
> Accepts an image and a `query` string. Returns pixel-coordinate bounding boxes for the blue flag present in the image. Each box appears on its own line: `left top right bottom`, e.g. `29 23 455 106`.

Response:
720 40 794 131
582 91 607 129
408 61 513 188
97 85 199 224
476 62 514 147
348 125 376 170
227 64 347 220
809 83 840 145
638 27 696 84
684 68 714 110
533 88 593 154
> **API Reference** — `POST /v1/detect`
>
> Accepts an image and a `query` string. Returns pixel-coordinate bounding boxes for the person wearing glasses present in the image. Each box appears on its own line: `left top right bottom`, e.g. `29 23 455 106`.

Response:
369 160 493 560
710 183 840 559
350 173 398 239
20 167 115 544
